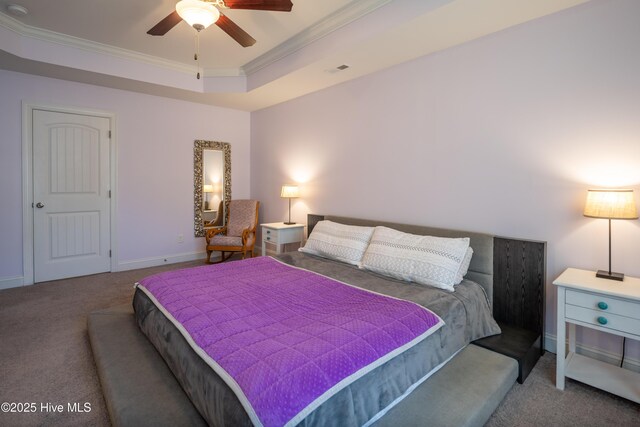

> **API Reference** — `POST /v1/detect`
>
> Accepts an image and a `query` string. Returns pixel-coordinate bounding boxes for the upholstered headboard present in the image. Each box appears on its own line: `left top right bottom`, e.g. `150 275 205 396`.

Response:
307 214 495 303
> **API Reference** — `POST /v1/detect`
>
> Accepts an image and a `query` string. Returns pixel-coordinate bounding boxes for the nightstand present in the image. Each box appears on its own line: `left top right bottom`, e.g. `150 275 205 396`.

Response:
554 268 640 403
261 222 305 256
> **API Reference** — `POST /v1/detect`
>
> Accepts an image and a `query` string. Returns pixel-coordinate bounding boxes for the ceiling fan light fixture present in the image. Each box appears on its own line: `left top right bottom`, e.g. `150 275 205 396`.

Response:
176 0 220 31
7 4 28 17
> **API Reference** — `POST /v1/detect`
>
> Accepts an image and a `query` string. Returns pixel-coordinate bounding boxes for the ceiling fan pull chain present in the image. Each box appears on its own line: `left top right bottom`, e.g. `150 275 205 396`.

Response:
195 32 201 79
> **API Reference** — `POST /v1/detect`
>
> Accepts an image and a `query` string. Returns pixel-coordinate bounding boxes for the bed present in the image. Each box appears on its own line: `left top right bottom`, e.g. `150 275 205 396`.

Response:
89 215 534 426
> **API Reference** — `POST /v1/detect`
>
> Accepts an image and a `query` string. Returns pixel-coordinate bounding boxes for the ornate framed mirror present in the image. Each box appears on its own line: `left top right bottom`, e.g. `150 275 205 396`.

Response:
194 140 231 237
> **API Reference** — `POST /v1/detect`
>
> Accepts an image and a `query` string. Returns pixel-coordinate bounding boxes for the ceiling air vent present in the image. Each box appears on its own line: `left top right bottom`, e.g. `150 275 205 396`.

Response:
325 64 350 74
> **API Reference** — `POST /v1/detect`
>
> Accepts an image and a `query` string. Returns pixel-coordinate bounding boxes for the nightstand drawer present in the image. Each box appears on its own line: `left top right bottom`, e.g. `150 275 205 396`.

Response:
565 305 640 337
566 289 640 320
262 228 278 244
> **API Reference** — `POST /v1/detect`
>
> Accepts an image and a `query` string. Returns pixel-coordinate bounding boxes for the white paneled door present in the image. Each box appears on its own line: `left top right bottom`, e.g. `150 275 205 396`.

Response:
32 110 111 282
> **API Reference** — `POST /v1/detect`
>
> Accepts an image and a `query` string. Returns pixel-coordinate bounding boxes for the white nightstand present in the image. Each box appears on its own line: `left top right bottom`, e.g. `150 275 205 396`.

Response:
261 222 305 256
553 268 640 403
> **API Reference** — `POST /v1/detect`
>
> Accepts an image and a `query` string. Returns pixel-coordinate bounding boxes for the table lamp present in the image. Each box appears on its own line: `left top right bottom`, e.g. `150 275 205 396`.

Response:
583 189 638 281
281 185 299 225
203 184 213 210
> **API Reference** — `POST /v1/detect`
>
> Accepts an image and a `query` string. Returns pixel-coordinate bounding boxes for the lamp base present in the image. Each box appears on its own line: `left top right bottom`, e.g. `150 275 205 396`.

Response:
596 270 624 281
284 221 296 225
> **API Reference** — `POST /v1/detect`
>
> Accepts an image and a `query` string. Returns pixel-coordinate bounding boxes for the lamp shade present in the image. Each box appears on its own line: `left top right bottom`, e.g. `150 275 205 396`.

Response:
280 185 300 199
203 184 214 193
584 189 638 219
176 0 220 30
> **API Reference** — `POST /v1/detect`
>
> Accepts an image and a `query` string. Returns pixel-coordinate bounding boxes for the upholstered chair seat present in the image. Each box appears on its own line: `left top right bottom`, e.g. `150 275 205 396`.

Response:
207 235 243 247
205 199 259 263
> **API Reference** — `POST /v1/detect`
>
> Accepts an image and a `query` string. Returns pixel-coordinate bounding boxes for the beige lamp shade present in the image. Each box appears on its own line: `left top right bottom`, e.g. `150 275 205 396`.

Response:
280 185 300 198
203 184 214 193
584 189 638 219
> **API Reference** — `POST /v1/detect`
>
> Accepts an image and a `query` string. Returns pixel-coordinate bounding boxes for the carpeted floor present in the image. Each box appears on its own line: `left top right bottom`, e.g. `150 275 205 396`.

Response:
486 351 639 427
0 261 202 427
1 261 638 426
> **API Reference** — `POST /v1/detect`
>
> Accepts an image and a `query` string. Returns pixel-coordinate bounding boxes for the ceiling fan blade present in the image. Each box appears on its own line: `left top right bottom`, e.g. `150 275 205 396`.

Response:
216 14 256 47
222 0 293 12
147 11 183 36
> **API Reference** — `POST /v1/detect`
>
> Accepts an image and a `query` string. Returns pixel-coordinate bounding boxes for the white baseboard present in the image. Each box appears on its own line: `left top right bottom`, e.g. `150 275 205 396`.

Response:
0 276 25 290
2 252 212 289
544 332 640 373
117 251 208 272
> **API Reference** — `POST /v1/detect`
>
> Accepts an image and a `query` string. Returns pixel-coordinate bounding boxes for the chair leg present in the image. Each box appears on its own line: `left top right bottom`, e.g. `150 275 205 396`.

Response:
206 250 212 264
209 251 232 264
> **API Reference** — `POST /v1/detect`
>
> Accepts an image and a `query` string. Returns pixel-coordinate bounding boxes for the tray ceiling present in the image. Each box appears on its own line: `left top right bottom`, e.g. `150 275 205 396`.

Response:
0 0 590 111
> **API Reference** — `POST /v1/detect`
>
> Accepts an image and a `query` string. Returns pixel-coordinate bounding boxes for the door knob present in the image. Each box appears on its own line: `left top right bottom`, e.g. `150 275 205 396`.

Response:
35 202 45 208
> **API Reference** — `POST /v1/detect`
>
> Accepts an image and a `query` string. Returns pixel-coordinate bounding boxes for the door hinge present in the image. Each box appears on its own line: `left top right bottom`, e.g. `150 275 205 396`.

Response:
108 190 111 198
109 250 112 258
108 130 112 139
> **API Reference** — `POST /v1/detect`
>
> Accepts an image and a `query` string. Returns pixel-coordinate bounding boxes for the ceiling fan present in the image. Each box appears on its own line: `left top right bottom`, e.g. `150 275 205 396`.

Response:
147 0 294 48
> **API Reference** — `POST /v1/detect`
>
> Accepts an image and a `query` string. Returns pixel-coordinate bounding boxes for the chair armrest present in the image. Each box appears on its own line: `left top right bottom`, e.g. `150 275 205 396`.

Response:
205 226 227 244
241 225 257 245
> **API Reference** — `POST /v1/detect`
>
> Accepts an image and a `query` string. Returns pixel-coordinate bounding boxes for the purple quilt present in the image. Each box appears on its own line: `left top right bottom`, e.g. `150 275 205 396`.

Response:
137 257 443 427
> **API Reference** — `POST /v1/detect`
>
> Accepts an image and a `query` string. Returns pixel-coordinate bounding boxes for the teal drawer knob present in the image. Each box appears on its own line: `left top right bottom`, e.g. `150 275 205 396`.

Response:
597 316 608 325
266 237 271 241
597 301 608 310
267 230 271 234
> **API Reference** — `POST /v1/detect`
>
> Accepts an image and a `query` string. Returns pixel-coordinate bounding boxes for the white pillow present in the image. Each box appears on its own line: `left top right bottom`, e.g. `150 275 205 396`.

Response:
299 220 375 265
360 226 470 292
455 247 474 285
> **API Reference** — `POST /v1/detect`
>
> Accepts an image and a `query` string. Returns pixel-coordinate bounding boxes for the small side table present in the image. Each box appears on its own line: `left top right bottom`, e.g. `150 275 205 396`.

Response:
261 222 305 256
473 236 546 384
553 268 640 403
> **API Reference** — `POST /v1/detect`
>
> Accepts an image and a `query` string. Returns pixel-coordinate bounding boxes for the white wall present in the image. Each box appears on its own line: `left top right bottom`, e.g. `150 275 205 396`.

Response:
251 0 640 360
0 70 250 284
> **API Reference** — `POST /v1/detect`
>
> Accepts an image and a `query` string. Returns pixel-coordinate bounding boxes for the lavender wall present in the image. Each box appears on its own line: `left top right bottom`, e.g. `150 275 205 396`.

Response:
0 70 250 283
251 0 640 360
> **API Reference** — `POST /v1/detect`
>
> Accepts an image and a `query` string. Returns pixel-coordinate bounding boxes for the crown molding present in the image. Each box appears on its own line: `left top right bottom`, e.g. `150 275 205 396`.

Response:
1 0 393 83
0 11 219 77
1 0 393 82
241 0 393 75
203 67 246 77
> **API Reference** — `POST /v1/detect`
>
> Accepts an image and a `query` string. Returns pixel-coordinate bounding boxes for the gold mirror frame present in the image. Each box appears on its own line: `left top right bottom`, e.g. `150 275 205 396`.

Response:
194 140 231 237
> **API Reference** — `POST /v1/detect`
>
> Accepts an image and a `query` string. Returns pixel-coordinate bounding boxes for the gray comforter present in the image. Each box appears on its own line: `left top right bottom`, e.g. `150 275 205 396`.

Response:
133 252 500 426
